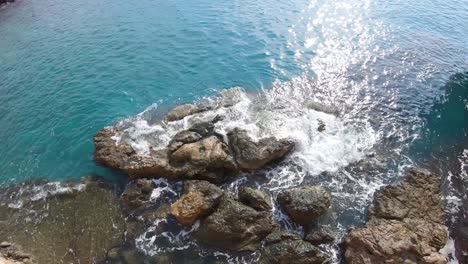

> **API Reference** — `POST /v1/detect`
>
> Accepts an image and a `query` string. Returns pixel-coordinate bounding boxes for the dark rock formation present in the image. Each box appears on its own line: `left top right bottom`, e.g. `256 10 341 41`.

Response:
277 186 331 225
95 121 294 183
120 178 155 215
258 230 329 264
170 180 223 225
343 169 448 264
196 195 276 251
94 127 238 183
227 128 295 170
238 187 272 211
304 228 334 246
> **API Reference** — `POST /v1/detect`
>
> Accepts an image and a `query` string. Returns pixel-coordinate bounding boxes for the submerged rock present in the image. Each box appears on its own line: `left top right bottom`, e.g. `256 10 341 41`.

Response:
0 177 125 264
343 169 448 264
196 195 276 251
170 180 223 225
120 178 156 215
238 187 272 211
277 186 331 225
259 230 329 264
227 128 295 171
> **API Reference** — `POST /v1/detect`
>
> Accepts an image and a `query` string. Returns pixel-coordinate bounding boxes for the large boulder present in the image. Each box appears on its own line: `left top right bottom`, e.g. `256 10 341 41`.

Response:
258 230 329 264
196 196 276 251
238 187 272 211
277 186 331 225
170 181 223 225
227 128 295 170
343 169 448 264
94 127 238 183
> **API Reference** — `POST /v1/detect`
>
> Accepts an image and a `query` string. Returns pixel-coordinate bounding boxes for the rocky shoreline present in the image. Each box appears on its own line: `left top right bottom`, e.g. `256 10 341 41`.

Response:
0 91 455 263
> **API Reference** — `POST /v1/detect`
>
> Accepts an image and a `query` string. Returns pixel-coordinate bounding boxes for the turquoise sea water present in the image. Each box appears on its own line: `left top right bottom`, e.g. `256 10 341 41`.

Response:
0 0 467 183
1 0 467 262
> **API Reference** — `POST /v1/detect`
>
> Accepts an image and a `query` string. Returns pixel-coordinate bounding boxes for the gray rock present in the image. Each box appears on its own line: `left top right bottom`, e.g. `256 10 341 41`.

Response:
259 230 329 264
165 104 204 122
188 122 215 137
171 130 202 144
196 196 276 251
227 128 295 170
304 229 334 245
343 169 448 264
277 186 331 225
238 187 272 211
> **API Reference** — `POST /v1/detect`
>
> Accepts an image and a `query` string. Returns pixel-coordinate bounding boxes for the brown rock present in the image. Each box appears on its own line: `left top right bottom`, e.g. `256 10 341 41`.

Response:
170 180 224 225
94 127 135 169
94 128 238 183
170 192 206 225
343 169 448 264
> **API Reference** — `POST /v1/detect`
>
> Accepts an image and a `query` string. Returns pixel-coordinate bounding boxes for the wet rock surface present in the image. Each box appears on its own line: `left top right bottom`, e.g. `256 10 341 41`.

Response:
196 195 276 251
227 128 295 170
304 228 335 246
259 230 329 264
95 115 294 183
238 187 272 211
0 177 125 264
343 169 448 264
120 178 156 215
277 186 331 225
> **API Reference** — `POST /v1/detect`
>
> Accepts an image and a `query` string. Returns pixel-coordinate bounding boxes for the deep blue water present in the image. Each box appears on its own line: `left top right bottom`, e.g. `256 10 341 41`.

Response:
0 0 466 184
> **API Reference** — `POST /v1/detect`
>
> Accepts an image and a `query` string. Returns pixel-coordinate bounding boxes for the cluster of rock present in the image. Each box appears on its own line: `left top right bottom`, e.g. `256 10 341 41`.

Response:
343 169 449 264
95 118 295 183
169 180 333 262
92 101 451 263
